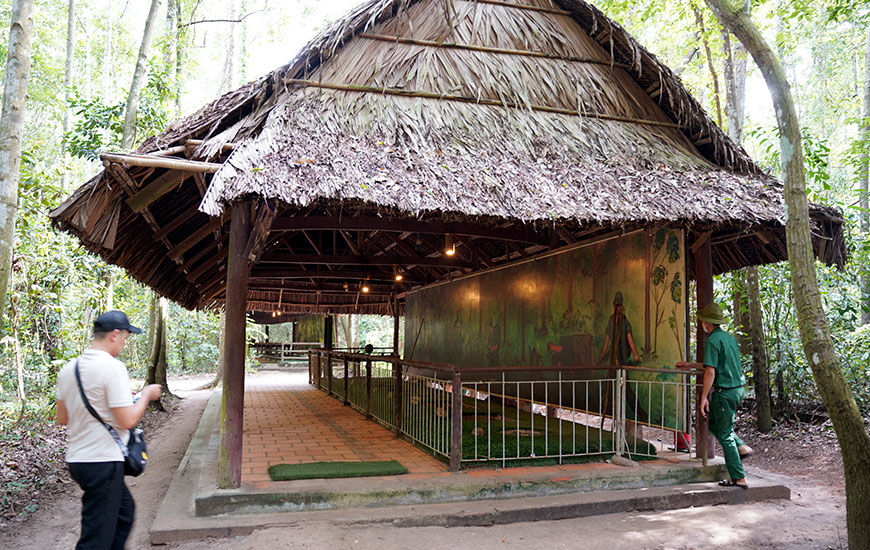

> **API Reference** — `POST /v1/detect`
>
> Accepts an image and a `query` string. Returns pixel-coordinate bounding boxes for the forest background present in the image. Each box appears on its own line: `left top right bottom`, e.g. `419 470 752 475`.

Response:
0 0 868 524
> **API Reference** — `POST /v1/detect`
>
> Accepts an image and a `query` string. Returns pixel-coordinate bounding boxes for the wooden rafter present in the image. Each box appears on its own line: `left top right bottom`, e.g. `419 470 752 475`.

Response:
168 216 226 261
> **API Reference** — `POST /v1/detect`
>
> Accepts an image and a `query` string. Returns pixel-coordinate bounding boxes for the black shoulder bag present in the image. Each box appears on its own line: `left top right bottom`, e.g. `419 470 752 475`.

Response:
74 359 148 477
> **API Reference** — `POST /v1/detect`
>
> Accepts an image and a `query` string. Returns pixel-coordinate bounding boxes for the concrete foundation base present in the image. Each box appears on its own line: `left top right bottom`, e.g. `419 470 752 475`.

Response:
151 389 790 544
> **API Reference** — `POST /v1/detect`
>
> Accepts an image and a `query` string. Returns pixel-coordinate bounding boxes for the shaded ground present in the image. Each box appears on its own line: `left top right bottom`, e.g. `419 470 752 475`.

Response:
0 372 855 549
0 375 214 550
735 409 846 493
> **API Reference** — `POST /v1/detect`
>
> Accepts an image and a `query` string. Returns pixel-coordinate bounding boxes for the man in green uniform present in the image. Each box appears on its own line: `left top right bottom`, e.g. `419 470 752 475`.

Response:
677 303 750 488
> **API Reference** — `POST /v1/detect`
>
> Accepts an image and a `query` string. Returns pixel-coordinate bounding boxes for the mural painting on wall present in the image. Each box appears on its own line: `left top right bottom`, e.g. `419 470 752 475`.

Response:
404 228 687 430
295 314 324 343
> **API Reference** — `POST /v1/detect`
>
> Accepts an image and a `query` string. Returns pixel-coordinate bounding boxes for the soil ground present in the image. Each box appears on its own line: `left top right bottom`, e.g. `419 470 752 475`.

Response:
0 373 854 549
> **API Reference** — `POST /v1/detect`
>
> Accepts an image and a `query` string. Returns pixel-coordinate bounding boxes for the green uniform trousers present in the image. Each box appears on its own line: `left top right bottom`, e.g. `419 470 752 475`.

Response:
708 386 745 480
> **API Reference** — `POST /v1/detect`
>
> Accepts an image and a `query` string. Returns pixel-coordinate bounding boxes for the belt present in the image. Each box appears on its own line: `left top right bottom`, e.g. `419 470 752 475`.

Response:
713 386 741 392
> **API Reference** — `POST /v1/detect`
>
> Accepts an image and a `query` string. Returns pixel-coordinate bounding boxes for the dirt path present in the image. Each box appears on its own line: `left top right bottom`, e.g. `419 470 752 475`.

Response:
0 373 851 549
0 378 213 550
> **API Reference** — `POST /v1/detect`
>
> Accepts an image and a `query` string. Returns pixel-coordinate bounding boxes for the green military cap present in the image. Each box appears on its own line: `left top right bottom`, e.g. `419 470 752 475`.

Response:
697 302 727 325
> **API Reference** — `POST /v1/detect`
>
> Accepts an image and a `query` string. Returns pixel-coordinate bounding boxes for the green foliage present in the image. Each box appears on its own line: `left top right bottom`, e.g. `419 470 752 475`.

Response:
65 59 173 160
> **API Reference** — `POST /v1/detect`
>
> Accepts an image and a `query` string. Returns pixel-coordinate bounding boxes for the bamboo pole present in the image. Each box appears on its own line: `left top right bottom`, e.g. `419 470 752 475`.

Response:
358 33 629 70
284 79 684 130
186 138 237 152
473 0 572 16
100 152 223 172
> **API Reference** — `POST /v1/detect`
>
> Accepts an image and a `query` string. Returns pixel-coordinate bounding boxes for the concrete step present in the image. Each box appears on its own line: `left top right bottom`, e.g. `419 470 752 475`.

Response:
152 476 789 544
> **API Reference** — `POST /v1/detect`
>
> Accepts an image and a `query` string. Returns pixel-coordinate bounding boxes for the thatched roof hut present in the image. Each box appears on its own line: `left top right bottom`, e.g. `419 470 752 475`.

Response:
51 0 846 315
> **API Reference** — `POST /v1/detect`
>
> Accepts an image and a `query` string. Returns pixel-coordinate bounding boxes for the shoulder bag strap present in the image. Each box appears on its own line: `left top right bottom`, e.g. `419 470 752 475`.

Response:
74 359 129 456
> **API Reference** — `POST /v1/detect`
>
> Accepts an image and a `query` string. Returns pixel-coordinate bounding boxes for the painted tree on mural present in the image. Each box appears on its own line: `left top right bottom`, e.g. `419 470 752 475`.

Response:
644 228 681 359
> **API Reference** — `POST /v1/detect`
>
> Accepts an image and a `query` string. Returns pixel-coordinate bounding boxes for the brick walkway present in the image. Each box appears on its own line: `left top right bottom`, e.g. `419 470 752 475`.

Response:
242 371 448 486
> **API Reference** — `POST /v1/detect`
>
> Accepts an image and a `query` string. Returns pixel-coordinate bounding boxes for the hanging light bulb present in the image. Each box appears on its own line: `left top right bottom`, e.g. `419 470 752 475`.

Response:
444 234 455 256
362 284 370 293
394 266 404 282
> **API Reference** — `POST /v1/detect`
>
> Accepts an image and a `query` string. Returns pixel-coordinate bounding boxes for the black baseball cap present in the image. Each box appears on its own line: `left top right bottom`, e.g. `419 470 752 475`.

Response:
93 311 142 334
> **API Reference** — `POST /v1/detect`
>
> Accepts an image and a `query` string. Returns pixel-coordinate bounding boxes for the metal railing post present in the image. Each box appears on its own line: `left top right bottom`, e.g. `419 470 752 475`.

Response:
450 371 463 471
394 359 403 437
695 371 708 465
615 368 625 457
315 352 322 388
343 356 350 405
365 358 372 419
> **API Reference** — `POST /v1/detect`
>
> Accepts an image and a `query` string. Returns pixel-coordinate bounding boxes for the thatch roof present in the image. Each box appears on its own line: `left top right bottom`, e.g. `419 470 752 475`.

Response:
50 0 846 315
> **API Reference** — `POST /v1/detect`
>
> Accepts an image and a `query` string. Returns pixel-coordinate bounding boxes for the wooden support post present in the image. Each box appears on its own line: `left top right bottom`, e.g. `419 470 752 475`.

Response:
392 294 400 357
694 232 715 462
343 356 350 405
327 351 333 396
450 371 463 471
394 359 403 437
324 316 333 350
365 358 372 419
217 203 251 489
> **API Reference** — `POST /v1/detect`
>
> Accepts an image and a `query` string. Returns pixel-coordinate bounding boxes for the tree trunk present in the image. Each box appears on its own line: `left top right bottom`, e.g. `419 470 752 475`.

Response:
174 0 184 115
861 27 870 325
61 0 75 191
706 2 870 547
165 0 178 117
103 269 114 311
121 0 163 150
722 1 768 430
0 0 34 332
746 266 771 432
146 294 173 407
217 0 240 96
102 2 114 101
693 6 723 126
193 309 225 391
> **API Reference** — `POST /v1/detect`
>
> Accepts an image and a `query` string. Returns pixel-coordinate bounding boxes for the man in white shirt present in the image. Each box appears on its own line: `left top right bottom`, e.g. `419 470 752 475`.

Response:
56 311 161 550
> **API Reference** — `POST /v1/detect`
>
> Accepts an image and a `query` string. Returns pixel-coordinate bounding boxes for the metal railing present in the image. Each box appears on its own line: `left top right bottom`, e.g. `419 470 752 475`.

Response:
309 350 701 470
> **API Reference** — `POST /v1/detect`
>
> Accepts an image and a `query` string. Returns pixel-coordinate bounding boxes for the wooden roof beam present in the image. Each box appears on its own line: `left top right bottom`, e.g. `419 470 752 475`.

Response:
248 267 419 283
126 170 192 213
186 246 229 283
257 252 470 268
271 216 551 245
245 200 278 262
168 216 226 261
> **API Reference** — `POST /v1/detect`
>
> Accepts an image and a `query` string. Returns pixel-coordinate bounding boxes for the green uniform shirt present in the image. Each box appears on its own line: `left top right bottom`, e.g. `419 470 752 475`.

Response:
704 326 745 388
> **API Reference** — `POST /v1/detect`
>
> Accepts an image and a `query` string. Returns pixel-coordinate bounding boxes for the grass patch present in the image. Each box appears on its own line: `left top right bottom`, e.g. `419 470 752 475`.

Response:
268 460 408 481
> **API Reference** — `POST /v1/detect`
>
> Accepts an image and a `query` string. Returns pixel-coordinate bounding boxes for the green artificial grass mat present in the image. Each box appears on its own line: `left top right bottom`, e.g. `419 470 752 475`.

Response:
268 460 408 481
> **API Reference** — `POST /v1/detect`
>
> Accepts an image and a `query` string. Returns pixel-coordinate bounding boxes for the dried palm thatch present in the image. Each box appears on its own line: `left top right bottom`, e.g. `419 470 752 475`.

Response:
50 0 846 314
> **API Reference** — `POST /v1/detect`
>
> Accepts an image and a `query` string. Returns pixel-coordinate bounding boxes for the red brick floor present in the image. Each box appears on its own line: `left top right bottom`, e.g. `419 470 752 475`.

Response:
241 372 448 484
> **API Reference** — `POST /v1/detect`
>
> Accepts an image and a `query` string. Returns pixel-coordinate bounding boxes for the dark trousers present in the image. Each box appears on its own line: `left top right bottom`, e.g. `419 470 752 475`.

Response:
68 461 135 550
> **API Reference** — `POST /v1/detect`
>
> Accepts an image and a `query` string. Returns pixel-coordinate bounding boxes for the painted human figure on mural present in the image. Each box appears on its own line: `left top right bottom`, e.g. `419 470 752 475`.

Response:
486 318 501 366
599 291 640 366
599 292 648 433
